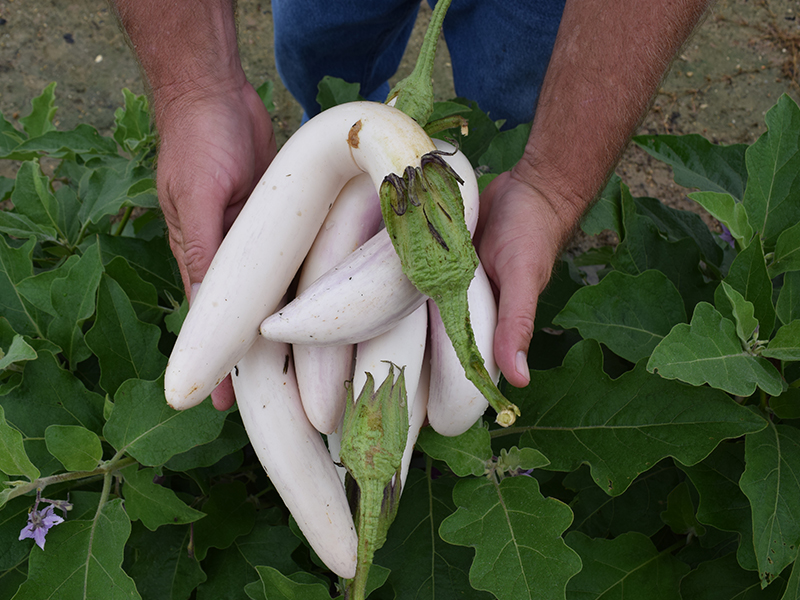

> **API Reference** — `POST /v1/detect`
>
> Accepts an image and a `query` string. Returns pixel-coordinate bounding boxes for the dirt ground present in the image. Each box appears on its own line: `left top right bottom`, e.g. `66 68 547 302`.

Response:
0 0 798 250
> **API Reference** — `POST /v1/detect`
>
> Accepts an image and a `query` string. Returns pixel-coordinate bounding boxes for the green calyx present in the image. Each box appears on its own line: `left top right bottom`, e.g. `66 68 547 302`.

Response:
386 0 452 125
340 365 409 600
380 150 521 427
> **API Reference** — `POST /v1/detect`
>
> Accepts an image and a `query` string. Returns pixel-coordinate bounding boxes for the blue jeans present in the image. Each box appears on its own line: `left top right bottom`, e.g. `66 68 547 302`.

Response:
272 0 566 129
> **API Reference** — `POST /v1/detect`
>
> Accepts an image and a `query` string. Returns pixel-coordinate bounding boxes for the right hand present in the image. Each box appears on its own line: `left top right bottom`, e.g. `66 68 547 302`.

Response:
154 80 277 410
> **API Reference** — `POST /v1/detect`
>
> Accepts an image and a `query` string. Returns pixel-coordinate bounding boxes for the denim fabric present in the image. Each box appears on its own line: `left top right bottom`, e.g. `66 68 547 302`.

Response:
272 0 566 129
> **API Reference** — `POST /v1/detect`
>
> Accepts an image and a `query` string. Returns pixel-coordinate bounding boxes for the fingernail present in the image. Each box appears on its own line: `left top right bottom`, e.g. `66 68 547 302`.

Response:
516 351 530 383
190 283 201 305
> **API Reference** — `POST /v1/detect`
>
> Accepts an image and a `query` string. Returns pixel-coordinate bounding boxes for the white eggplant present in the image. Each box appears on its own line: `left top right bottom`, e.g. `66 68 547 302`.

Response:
400 346 430 489
294 174 383 434
425 262 499 436
258 139 479 347
166 102 438 409
231 334 357 579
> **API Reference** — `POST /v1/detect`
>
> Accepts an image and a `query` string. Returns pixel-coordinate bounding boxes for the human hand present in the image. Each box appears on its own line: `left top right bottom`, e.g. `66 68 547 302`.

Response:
154 81 277 410
474 169 581 388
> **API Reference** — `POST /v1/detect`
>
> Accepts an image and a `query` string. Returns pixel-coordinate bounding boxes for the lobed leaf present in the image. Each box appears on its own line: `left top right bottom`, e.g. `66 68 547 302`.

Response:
374 469 491 599
415 420 494 477
0 405 39 481
763 320 800 361
509 339 767 496
120 465 205 530
770 220 800 278
565 531 689 599
647 302 784 397
440 474 581 600
688 190 755 248
679 552 787 600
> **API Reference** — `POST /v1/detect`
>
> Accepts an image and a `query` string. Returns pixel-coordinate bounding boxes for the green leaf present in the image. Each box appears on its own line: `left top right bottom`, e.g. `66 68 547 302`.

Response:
534 258 584 332
612 184 716 314
47 240 104 366
680 552 785 600
0 405 39 480
0 334 37 370
415 420 493 477
720 281 760 347
771 388 800 420
580 175 623 236
255 80 275 113
739 423 800 587
679 442 757 571
113 89 154 154
77 166 136 227
632 133 748 199
688 191 755 247
124 523 207 600
250 566 333 600
196 514 302 600
439 474 581 600
777 272 800 326
634 195 725 268
511 339 767 495
374 469 492 600
9 160 61 237
0 496 37 571
44 424 102 472
743 94 800 249
103 377 226 466
648 302 784 397
770 221 800 277
84 274 166 396
120 464 205 530
104 255 162 324
165 415 249 471
717 238 776 340
782 560 800 600
12 498 140 600
554 269 686 363
316 76 363 112
565 531 689 599
192 481 256 561
477 121 532 174
18 82 57 139
763 321 800 361
0 237 42 338
0 211 58 243
14 125 119 159
565 462 682 539
660 480 706 537
1 351 105 439
95 234 183 302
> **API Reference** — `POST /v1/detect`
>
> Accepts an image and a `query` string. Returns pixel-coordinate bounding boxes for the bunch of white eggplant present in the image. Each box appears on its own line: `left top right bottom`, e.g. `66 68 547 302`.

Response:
165 101 500 579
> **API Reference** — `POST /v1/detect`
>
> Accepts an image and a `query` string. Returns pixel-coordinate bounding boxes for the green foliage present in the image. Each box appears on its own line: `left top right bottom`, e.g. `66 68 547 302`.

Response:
1 81 799 599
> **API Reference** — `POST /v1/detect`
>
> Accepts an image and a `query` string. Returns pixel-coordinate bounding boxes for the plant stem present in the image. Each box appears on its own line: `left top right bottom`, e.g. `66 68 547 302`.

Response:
114 206 134 236
6 456 137 503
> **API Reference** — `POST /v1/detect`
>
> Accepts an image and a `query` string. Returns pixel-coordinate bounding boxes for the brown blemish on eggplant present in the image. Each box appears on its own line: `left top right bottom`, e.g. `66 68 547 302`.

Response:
283 354 290 374
348 120 363 148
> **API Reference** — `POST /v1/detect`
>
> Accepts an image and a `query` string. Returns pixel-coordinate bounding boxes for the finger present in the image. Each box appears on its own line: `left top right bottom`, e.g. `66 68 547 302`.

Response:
211 374 236 411
493 262 538 388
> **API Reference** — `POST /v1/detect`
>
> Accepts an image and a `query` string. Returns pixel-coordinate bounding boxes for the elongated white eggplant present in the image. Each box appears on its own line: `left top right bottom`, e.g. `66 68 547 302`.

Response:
294 174 383 434
401 346 430 488
166 102 438 409
425 262 499 436
258 139 479 347
231 334 357 579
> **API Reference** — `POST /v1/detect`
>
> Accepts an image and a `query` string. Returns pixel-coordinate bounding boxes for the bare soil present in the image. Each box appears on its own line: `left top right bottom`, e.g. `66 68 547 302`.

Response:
0 0 798 251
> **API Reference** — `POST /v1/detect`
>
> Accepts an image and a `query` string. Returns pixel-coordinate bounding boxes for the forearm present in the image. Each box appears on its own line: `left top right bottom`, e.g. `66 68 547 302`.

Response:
109 0 246 125
516 0 713 235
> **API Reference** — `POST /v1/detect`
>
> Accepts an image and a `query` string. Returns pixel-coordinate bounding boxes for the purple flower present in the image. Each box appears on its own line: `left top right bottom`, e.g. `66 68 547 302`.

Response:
19 504 65 550
719 224 735 248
